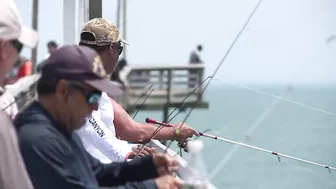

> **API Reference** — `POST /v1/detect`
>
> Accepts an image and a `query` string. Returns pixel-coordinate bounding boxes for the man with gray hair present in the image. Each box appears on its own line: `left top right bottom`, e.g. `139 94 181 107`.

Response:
0 0 38 188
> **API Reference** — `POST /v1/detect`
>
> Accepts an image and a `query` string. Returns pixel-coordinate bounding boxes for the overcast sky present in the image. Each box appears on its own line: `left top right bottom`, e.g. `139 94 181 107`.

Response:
15 0 336 84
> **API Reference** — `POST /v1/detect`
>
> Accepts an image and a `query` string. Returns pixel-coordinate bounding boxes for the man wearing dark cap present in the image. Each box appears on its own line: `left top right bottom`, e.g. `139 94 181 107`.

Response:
14 45 182 189
76 18 199 164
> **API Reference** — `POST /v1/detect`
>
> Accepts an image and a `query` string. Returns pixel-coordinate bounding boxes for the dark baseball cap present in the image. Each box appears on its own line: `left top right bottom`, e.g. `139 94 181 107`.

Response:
41 45 122 97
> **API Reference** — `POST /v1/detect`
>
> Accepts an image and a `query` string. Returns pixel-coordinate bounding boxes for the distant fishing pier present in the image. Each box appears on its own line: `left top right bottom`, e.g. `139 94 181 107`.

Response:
115 64 209 122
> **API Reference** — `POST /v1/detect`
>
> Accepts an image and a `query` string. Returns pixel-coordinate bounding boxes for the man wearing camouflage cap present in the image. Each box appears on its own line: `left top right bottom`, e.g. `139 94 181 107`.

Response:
76 18 199 163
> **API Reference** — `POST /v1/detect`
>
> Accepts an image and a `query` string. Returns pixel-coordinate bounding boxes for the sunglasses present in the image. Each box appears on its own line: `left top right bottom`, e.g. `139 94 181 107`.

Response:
110 43 123 55
9 39 23 54
70 84 102 105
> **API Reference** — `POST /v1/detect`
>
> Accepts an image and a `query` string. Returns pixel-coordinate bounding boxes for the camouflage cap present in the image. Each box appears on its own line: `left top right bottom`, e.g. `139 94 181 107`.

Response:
80 18 128 46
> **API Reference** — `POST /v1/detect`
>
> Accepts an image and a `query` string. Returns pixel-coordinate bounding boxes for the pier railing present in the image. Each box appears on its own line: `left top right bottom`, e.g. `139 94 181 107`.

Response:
7 64 209 114
122 64 209 116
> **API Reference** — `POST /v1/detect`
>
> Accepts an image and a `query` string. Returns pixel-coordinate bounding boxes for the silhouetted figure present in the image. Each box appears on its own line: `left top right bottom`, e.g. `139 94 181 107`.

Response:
37 40 59 72
188 45 203 88
189 45 203 64
45 40 58 59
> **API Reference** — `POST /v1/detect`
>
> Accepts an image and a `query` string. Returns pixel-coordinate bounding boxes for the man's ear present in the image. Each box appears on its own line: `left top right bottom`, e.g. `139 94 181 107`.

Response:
55 79 70 101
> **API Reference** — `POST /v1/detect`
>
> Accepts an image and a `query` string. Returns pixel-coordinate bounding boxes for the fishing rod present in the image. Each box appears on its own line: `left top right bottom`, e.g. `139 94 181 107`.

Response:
146 118 336 172
162 0 265 153
1 74 41 112
1 90 30 111
131 87 154 119
129 84 153 109
134 76 212 157
146 76 212 138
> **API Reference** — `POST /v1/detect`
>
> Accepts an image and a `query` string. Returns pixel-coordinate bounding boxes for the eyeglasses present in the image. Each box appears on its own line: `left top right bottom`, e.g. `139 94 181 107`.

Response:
110 43 123 55
70 83 102 105
9 39 23 54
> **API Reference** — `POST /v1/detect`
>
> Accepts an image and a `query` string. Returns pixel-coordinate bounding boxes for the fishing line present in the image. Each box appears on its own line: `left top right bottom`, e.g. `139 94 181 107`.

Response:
209 39 336 178
162 0 265 153
200 132 336 172
150 77 210 134
129 84 154 109
133 89 154 119
147 75 211 136
159 76 212 125
1 74 40 112
208 90 287 179
147 118 336 173
128 84 154 119
132 88 154 119
134 76 211 156
214 78 336 117
244 91 285 139
325 35 336 45
211 41 336 117
1 89 31 111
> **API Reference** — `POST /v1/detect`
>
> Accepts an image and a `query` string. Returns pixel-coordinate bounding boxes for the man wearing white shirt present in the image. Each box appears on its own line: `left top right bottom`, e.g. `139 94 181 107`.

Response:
76 18 199 163
76 92 155 163
0 0 38 188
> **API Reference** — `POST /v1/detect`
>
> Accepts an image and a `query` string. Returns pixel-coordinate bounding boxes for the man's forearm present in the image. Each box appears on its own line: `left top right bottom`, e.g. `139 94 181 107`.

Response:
137 123 176 142
96 155 159 186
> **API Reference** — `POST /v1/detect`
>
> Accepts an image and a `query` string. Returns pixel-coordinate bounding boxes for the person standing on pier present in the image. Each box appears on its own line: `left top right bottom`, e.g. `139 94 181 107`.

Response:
45 40 58 59
76 18 199 163
188 44 203 88
36 40 59 72
189 44 203 64
0 0 38 188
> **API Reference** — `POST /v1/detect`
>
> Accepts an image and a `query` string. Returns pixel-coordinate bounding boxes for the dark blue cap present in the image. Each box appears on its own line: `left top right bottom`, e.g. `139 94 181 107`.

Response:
41 45 122 96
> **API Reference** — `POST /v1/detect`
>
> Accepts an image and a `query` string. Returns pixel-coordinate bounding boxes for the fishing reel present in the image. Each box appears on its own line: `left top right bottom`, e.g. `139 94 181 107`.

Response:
177 140 190 153
177 129 211 153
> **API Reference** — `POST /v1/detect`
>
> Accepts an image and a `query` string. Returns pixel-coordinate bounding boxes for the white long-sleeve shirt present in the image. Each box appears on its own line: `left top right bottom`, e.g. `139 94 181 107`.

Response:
0 88 18 119
0 111 34 189
76 92 133 163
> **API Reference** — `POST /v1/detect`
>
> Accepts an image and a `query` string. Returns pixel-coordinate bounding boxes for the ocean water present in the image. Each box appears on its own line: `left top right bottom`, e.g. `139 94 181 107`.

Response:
133 84 336 189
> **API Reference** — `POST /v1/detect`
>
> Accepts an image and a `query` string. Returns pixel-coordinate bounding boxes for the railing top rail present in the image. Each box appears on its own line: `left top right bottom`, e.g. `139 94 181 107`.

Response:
129 64 205 71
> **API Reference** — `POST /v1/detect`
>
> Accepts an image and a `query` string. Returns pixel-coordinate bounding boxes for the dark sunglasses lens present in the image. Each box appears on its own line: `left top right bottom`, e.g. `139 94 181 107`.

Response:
10 40 23 54
88 93 101 104
118 46 123 55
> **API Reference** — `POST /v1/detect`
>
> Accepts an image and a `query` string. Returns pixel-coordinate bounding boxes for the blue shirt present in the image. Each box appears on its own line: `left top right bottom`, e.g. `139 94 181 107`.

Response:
14 101 159 189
